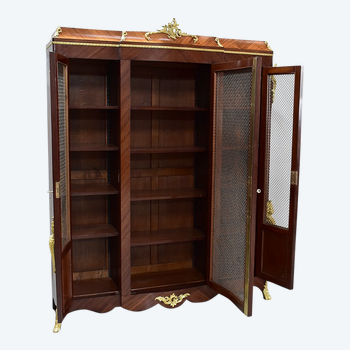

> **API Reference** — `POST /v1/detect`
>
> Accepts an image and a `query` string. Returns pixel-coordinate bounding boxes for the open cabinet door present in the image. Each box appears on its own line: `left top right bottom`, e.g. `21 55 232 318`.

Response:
255 66 303 289
49 52 72 324
209 58 261 316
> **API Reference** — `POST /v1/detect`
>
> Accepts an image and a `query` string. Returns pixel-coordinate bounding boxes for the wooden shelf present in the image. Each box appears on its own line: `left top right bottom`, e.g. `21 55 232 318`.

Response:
130 188 206 201
131 227 205 246
69 105 119 110
131 146 207 154
131 268 205 293
71 183 118 196
70 143 119 151
222 146 249 151
72 224 118 240
131 106 208 112
73 277 119 298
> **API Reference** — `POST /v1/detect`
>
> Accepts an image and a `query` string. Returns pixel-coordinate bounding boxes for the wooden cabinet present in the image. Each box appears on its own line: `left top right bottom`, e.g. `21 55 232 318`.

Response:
47 20 302 332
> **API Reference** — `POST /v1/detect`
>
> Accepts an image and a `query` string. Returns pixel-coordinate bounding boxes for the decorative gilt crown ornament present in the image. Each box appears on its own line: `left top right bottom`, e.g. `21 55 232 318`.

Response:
145 18 198 43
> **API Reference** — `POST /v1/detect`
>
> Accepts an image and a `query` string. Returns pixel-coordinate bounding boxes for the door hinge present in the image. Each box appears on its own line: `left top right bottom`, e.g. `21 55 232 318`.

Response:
55 181 60 198
291 171 298 185
49 217 56 273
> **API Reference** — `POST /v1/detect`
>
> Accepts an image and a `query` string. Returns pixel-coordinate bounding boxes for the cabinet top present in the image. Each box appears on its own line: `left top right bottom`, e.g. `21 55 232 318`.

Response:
47 20 273 58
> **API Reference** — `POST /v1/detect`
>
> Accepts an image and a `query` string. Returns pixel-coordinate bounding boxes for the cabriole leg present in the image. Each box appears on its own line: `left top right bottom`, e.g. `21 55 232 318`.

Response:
53 310 61 333
263 281 272 300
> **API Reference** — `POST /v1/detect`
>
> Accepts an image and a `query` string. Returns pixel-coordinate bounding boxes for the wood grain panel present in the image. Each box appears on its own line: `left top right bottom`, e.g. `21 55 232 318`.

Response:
158 199 193 230
73 277 119 297
69 109 107 145
72 238 108 272
120 47 225 64
54 45 120 60
52 27 271 55
261 230 289 281
131 228 205 246
121 285 217 311
119 60 131 296
71 196 107 225
69 295 121 313
131 268 205 293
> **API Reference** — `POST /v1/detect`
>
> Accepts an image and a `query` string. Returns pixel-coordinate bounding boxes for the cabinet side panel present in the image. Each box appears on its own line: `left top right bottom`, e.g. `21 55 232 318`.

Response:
47 48 57 308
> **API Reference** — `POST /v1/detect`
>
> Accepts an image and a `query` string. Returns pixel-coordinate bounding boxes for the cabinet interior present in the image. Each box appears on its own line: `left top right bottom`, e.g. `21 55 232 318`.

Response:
67 59 211 296
68 59 120 298
130 62 210 292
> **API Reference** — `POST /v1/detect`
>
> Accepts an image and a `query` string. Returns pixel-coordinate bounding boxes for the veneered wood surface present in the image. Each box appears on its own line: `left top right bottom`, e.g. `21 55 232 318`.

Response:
131 228 205 246
69 295 121 313
50 26 272 63
122 285 217 311
51 27 271 54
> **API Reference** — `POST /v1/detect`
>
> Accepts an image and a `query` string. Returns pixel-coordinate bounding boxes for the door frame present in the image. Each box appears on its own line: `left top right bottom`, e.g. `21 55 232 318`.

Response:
255 66 303 289
207 57 262 316
49 52 73 323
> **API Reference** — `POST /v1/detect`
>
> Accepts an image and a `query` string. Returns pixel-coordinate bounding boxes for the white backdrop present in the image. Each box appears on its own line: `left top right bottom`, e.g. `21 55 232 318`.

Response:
1 1 349 348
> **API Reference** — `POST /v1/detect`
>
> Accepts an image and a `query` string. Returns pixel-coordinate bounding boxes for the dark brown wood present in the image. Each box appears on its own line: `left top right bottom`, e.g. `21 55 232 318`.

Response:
131 106 208 111
73 278 119 298
131 146 207 153
69 295 120 313
246 57 262 316
119 60 131 296
131 228 205 246
70 105 119 110
72 224 118 240
130 188 206 201
131 268 205 293
71 183 118 196
70 143 119 151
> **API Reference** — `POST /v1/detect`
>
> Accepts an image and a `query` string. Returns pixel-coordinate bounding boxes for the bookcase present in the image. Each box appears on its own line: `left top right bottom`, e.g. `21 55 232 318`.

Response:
47 20 302 332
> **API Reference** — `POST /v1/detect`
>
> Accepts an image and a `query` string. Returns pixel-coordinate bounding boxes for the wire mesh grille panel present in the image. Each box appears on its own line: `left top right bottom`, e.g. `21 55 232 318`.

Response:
58 62 70 250
212 68 252 302
263 74 295 229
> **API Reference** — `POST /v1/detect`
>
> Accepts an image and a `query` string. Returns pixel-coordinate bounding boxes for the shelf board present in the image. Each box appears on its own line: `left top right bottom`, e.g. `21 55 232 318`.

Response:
72 224 118 240
131 268 205 293
131 106 208 112
131 146 207 154
71 183 118 196
70 143 119 151
131 227 205 246
221 146 249 151
130 188 206 201
73 277 119 298
69 105 119 110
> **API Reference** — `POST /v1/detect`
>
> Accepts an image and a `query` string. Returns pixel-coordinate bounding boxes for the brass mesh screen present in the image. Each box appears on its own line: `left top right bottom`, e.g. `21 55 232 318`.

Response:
212 68 252 302
58 63 70 250
264 74 295 229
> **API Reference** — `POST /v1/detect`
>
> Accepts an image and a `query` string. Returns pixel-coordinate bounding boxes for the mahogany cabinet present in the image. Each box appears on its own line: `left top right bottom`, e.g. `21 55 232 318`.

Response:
46 20 303 332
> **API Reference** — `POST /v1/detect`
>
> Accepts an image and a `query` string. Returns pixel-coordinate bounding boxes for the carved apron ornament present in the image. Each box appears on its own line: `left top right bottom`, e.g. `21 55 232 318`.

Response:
155 293 190 307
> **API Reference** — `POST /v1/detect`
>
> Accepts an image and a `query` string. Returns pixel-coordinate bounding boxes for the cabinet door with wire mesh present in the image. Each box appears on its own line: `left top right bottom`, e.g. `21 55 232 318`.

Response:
255 66 303 289
49 52 72 323
209 58 261 316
